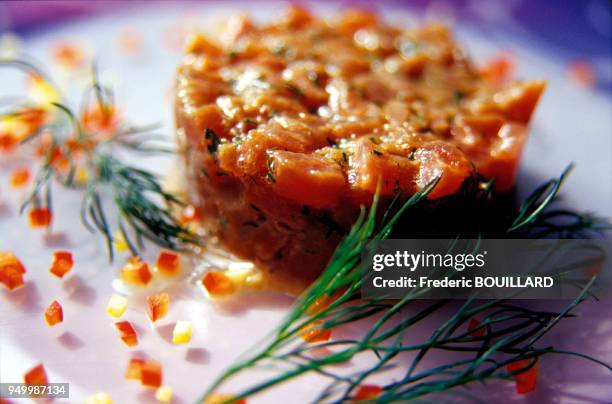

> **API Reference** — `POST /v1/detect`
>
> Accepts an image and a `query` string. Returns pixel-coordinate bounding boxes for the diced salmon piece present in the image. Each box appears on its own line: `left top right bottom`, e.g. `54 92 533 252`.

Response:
337 9 378 34
281 4 314 28
452 115 527 192
415 142 473 199
483 81 546 124
478 123 527 192
269 151 346 208
176 6 545 294
349 138 419 196
231 126 327 176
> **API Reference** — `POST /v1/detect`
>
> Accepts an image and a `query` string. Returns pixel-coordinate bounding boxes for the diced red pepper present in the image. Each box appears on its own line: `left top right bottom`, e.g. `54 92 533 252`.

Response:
583 260 603 277
24 363 48 385
28 207 52 228
354 384 384 401
44 300 63 326
146 293 169 322
205 394 246 404
0 132 18 152
115 321 138 347
121 256 152 286
124 357 163 388
9 168 31 188
49 250 73 278
300 320 332 343
202 271 236 296
468 318 485 337
155 250 180 276
507 359 539 394
306 292 341 315
568 59 596 88
140 360 163 388
52 41 85 70
125 358 145 380
0 252 26 290
81 100 118 135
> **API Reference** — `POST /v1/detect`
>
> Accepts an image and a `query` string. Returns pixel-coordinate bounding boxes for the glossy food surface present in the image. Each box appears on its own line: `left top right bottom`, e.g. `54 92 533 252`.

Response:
175 6 545 290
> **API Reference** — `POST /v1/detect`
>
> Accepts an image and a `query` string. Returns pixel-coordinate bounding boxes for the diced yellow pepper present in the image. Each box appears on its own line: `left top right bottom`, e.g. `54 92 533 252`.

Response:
155 385 173 403
84 392 113 404
172 320 192 344
106 294 128 318
29 76 60 107
113 231 128 252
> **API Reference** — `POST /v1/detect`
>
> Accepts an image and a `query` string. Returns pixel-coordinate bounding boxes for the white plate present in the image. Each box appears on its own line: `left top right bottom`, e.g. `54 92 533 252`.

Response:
1 2 611 403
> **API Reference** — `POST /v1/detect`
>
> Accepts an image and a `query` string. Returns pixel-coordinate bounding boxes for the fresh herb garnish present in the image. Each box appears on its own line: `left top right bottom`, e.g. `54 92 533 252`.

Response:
205 128 221 154
200 171 610 402
1 58 197 259
284 82 305 98
453 89 465 102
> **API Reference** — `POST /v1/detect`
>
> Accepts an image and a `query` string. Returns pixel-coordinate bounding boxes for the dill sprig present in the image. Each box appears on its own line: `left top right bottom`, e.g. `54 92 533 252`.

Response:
201 170 610 403
1 58 197 259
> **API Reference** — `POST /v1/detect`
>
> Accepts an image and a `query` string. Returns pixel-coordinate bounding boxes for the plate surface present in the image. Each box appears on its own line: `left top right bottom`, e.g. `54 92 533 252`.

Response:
1 2 611 403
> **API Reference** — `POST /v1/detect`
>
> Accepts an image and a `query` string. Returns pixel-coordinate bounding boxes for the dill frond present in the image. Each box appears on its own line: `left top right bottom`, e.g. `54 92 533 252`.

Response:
1 58 197 259
200 171 610 403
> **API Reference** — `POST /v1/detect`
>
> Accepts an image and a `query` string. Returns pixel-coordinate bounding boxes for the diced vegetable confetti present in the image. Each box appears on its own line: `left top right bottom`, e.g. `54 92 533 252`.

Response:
172 320 192 344
23 363 48 385
113 230 129 252
121 256 152 286
81 99 119 134
49 250 74 278
52 41 85 70
44 300 63 326
106 294 128 318
125 358 145 380
84 392 113 404
125 357 163 388
568 59 596 88
354 384 384 400
468 318 485 337
0 251 26 290
9 167 31 188
28 207 52 228
205 394 246 404
299 320 332 343
155 385 173 403
115 321 138 347
116 28 143 54
28 75 60 106
202 271 236 296
146 292 170 322
507 359 539 394
141 360 163 388
155 250 180 276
